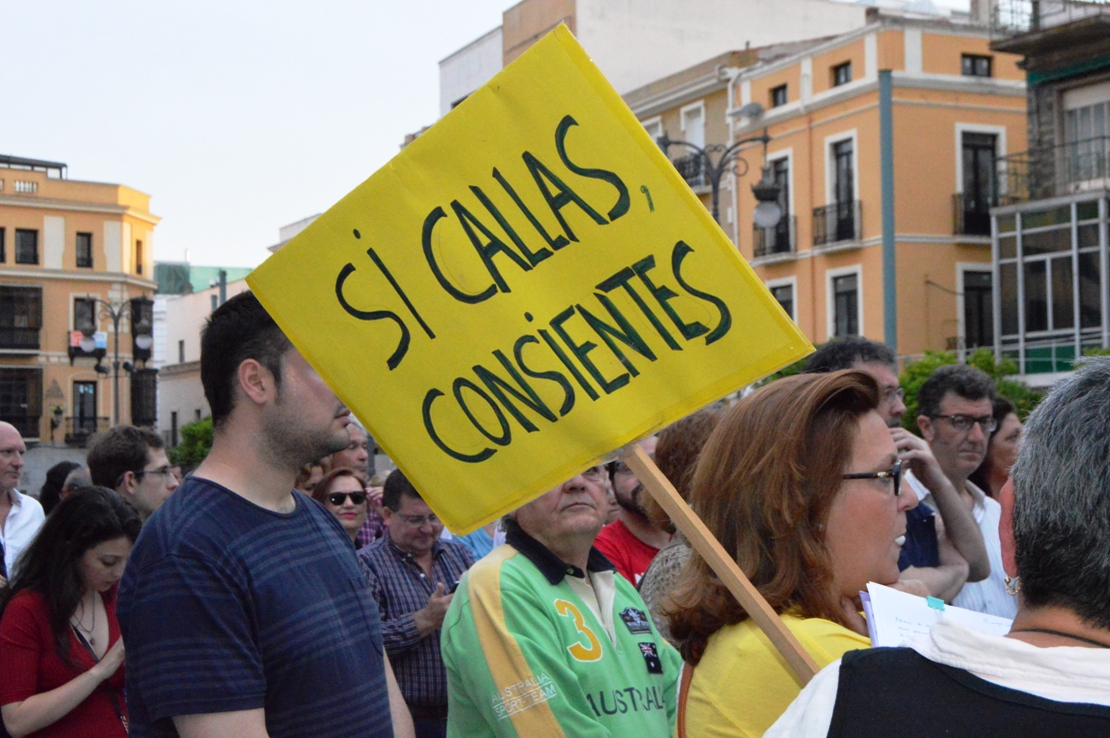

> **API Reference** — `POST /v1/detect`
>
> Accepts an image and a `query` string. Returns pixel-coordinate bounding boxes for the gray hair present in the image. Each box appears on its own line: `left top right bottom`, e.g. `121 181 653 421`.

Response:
1010 357 1110 629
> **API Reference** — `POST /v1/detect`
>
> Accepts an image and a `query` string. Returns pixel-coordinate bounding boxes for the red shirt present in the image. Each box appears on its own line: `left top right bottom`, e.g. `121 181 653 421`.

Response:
593 519 665 585
0 587 127 738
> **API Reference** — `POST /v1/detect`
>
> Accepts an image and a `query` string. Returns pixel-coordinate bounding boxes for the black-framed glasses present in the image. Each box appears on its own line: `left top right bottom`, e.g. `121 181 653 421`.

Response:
327 491 367 506
132 467 175 483
842 459 903 497
931 414 998 434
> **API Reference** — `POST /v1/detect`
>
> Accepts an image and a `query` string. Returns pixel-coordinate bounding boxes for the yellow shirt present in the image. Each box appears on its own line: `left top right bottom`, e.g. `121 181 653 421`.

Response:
685 615 870 737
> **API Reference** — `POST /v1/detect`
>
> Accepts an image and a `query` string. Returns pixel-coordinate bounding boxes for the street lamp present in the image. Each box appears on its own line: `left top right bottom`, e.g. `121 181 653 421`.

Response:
78 298 154 427
657 127 782 228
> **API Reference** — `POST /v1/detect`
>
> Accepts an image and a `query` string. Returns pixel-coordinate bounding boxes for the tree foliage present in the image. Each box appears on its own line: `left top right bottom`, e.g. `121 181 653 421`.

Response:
168 416 213 468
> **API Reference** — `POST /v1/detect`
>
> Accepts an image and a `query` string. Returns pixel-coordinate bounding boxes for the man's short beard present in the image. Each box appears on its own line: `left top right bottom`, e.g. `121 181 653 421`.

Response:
615 484 648 518
261 396 349 472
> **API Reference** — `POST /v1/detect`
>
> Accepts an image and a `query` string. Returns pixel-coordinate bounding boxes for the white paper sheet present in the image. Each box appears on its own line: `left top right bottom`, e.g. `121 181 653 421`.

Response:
864 582 1013 647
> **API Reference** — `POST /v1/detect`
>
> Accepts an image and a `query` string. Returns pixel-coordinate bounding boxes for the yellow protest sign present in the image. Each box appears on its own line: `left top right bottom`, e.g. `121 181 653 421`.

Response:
247 25 812 533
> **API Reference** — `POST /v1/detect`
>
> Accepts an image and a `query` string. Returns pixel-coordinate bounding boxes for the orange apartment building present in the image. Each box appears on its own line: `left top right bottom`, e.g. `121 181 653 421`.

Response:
699 15 1029 360
0 156 159 444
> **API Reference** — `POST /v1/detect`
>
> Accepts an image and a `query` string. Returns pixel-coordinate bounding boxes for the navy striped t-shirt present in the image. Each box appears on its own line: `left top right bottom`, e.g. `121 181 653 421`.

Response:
118 477 392 737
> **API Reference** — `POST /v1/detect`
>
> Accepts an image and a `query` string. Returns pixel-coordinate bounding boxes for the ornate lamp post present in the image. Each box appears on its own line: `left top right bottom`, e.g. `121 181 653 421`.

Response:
657 127 783 229
78 299 154 427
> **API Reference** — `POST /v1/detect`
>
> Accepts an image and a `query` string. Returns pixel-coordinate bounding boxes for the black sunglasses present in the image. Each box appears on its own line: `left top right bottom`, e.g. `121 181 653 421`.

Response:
841 459 903 497
327 491 367 506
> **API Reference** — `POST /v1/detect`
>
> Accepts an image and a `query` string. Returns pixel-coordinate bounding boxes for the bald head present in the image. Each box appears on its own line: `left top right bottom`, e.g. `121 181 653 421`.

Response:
0 421 27 493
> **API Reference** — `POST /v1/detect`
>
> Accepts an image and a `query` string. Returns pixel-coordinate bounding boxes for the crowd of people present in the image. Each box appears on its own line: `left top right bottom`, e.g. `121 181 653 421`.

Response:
0 293 1106 738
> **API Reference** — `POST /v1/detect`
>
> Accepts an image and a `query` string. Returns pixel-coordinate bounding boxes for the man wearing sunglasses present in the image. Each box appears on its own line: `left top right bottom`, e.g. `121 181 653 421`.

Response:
804 338 990 603
914 364 1016 619
358 470 474 738
87 424 179 521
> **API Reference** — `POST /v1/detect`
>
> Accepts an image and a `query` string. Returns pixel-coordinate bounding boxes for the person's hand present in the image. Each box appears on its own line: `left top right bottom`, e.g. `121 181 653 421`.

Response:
889 428 947 493
366 485 385 517
838 595 870 637
413 583 453 635
889 578 931 598
90 638 125 682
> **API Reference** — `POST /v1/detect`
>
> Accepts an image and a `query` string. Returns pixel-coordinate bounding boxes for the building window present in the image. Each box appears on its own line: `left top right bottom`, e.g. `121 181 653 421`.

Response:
178 340 185 363
0 286 43 350
0 228 5 262
770 284 795 321
76 232 94 268
74 298 97 335
13 181 38 194
15 229 38 264
171 411 179 448
959 132 998 235
832 62 852 87
770 84 788 108
963 271 993 349
135 240 144 275
832 273 860 338
961 54 992 78
0 368 43 439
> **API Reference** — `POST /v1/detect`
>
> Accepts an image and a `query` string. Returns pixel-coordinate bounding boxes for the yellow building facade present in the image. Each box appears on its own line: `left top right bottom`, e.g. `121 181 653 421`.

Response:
714 18 1028 359
0 156 159 443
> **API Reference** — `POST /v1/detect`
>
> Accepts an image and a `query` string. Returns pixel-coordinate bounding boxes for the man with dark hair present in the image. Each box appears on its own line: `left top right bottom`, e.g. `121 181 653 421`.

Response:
594 436 672 585
87 424 178 520
915 364 1014 617
358 470 473 738
804 338 989 601
118 291 413 738
442 467 681 736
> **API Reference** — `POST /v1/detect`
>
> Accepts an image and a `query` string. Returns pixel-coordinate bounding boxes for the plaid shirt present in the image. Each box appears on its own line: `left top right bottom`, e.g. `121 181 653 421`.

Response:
357 536 474 708
355 511 385 549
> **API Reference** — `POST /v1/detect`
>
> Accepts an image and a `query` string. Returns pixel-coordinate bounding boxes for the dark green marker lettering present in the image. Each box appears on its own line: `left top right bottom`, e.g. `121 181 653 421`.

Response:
550 306 630 395
422 389 494 463
335 263 410 370
671 240 732 345
452 378 511 446
492 168 570 252
555 115 630 222
473 350 557 433
597 267 681 350
469 185 553 268
632 255 709 341
522 151 607 242
514 334 575 417
451 199 532 294
422 207 496 304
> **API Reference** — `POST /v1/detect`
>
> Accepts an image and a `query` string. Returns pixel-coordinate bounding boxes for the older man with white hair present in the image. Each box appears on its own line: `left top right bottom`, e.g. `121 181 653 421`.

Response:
0 421 44 585
441 463 681 737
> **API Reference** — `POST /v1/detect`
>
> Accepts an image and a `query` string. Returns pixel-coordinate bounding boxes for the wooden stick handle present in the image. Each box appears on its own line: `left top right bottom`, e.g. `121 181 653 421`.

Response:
621 443 819 684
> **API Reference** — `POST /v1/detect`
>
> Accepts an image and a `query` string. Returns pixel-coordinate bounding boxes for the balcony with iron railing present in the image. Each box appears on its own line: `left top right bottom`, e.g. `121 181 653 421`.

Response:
995 136 1110 205
65 416 110 447
953 192 993 236
671 153 706 188
0 327 41 350
753 215 797 259
812 201 861 247
991 0 1110 39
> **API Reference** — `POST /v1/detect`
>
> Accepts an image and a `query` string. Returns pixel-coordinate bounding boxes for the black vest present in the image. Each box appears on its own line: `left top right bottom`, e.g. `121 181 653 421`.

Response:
826 647 1110 737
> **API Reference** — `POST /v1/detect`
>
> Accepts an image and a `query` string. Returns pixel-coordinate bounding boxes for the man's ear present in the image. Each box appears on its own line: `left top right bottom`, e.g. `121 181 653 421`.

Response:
999 477 1018 577
237 358 276 408
917 413 935 443
117 471 137 498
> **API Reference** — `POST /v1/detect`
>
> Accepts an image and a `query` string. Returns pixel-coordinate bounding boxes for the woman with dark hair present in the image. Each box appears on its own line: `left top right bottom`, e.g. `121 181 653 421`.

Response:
968 396 1022 499
667 371 919 736
636 408 721 645
0 486 141 737
37 462 81 517
312 467 368 546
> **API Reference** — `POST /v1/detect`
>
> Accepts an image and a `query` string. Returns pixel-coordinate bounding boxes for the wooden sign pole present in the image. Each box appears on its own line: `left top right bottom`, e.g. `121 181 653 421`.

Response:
621 443 819 684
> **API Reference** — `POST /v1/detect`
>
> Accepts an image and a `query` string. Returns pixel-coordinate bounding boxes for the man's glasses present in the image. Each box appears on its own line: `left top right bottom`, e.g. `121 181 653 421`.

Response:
327 491 367 506
842 459 903 497
931 414 998 434
881 386 905 403
398 513 439 527
133 467 176 483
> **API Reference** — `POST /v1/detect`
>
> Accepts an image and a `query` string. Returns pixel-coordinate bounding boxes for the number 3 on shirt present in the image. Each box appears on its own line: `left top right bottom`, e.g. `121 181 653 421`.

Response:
554 599 603 662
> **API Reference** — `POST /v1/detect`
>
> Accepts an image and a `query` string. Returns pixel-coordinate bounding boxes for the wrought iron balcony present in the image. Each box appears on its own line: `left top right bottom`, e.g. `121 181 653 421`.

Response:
996 136 1110 205
812 200 861 247
0 327 41 350
671 153 706 188
753 215 796 259
953 192 993 236
65 416 109 447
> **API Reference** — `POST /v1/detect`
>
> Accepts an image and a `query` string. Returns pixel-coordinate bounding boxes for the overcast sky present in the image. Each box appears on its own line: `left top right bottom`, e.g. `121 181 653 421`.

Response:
4 0 968 268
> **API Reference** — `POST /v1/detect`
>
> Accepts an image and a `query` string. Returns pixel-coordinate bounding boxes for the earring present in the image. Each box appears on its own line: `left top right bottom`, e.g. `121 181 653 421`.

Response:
1004 576 1020 597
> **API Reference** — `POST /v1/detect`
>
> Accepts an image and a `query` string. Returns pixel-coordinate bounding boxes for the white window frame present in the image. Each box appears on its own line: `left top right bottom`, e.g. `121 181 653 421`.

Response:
765 276 798 322
641 116 663 147
826 264 864 340
957 263 993 354
680 100 707 148
954 123 1007 195
766 148 795 219
824 130 859 206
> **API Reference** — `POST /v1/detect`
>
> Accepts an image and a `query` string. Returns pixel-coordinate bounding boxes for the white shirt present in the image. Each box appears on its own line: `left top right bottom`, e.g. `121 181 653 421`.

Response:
766 619 1110 738
904 471 1018 619
1 488 44 577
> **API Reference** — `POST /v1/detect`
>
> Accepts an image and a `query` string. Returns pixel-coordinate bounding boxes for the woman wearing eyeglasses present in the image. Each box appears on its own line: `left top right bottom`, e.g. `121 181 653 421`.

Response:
665 370 919 737
312 468 369 546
